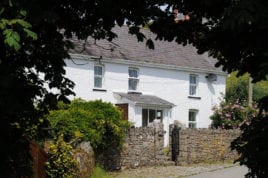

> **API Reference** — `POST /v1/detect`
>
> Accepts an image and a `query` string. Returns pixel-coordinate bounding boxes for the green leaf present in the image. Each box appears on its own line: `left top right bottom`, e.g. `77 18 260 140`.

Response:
0 7 4 15
0 19 8 29
20 10 27 17
8 19 32 28
3 29 21 50
23 28 38 40
16 19 32 28
8 0 13 7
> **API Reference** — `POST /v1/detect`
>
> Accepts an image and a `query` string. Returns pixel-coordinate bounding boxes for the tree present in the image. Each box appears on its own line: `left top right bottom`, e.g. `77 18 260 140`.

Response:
149 0 268 82
226 72 268 105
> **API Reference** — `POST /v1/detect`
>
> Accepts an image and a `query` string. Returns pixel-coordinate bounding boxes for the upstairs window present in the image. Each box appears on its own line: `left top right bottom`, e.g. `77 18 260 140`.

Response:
189 110 198 128
128 68 139 91
94 65 103 88
189 74 198 96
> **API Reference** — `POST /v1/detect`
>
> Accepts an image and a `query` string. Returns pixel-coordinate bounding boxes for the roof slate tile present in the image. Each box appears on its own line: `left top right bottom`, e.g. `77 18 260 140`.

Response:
69 26 221 72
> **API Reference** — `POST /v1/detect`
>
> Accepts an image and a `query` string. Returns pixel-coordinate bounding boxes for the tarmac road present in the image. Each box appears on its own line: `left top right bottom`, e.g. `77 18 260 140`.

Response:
186 165 248 178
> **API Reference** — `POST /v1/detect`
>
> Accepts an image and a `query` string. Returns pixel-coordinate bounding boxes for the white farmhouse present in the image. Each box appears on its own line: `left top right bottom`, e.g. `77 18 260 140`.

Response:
65 26 226 145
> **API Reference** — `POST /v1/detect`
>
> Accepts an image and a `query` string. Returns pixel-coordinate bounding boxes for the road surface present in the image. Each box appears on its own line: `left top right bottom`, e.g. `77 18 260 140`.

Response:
186 166 248 178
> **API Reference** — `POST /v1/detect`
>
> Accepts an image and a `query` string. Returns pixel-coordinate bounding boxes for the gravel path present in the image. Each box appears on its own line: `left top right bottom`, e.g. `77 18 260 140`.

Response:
109 163 237 178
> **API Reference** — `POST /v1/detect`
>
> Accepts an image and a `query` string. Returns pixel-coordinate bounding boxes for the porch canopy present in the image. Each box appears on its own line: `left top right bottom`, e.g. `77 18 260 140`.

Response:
114 92 174 108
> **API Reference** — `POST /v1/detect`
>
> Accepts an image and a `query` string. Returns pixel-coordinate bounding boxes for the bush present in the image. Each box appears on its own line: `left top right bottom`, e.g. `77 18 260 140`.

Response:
210 97 258 129
46 134 78 178
47 99 130 154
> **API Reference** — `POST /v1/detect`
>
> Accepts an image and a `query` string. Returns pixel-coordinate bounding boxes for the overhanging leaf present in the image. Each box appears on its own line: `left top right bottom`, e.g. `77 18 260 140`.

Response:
8 19 32 28
23 28 38 40
3 29 21 50
16 19 32 28
20 10 27 17
8 0 13 7
0 19 8 29
0 7 4 15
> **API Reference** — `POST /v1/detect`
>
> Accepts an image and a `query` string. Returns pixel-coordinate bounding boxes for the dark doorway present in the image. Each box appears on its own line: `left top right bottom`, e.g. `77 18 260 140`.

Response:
115 103 128 121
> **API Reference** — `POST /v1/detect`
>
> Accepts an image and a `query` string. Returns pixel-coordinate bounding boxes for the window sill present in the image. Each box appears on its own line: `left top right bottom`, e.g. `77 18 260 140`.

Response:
128 91 142 94
93 88 107 92
188 96 201 100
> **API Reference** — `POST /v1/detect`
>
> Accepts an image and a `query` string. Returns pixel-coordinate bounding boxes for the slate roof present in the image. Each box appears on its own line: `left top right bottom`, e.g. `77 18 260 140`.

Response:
115 92 174 108
69 26 222 73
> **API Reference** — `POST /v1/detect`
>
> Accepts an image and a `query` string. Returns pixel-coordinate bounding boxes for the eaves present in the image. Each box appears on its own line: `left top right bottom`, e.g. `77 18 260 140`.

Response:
69 53 227 76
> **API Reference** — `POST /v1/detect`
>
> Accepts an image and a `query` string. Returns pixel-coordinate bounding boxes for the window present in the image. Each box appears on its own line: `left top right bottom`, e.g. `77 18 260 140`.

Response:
94 65 103 88
188 110 197 128
189 74 198 96
142 109 162 127
128 68 139 91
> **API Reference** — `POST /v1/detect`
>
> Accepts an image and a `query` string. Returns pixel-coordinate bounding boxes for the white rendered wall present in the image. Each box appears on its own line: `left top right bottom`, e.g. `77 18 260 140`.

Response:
64 58 226 144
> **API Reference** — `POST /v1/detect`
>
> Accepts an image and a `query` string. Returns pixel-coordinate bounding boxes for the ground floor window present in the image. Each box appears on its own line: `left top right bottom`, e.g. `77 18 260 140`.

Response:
189 109 198 128
142 108 163 127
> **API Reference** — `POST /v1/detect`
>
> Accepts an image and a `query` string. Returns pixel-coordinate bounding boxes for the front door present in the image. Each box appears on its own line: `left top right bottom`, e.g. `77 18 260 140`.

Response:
115 103 128 121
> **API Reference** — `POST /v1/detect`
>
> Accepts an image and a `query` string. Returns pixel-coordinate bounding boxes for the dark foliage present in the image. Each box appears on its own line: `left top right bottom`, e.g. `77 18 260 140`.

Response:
150 0 268 82
231 96 268 178
231 113 268 177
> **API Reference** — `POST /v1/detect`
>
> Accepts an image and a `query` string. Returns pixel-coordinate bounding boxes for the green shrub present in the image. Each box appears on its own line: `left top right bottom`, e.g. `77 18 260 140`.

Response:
46 134 78 178
47 99 130 154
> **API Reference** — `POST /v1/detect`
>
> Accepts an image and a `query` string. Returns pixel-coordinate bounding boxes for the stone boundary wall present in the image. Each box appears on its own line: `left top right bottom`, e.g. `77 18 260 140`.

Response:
120 122 165 169
170 126 240 165
98 123 241 170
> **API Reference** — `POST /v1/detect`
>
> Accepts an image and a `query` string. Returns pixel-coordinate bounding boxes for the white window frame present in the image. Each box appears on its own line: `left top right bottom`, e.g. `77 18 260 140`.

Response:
189 74 198 96
128 67 139 91
94 64 104 88
188 109 198 128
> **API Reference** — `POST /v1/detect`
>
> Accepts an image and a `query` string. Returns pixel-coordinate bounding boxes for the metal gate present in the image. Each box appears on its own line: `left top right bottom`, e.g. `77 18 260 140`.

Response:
171 125 180 162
